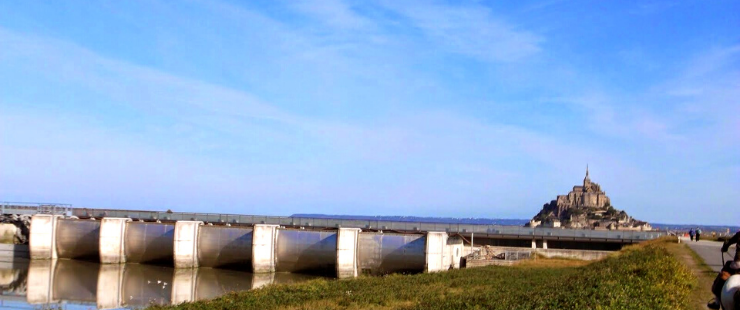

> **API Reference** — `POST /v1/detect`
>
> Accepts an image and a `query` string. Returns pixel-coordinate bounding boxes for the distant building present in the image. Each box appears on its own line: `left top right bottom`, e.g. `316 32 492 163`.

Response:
542 218 561 228
552 166 611 217
527 219 541 228
528 166 650 230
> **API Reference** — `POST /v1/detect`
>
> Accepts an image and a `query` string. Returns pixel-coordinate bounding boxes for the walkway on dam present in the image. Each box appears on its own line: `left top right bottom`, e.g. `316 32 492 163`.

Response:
2 203 666 243
683 237 724 272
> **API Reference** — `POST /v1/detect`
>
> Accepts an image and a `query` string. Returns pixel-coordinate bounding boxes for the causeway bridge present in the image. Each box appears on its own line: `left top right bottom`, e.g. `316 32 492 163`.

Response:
5 203 666 279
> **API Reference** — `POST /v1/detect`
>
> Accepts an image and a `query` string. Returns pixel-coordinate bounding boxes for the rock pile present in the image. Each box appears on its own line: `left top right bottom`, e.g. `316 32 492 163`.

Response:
0 214 32 244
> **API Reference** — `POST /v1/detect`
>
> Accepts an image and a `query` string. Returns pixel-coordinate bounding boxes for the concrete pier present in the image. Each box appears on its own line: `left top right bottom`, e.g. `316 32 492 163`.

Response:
425 231 448 273
174 221 203 268
336 228 361 279
29 215 62 260
252 224 278 273
99 218 131 264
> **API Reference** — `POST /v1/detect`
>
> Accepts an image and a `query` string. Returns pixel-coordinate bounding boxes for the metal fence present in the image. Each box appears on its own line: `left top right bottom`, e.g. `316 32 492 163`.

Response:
504 250 532 261
0 202 72 216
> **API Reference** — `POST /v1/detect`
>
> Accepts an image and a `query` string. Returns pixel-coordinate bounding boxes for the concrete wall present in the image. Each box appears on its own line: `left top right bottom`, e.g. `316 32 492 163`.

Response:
55 219 101 260
534 248 612 260
545 239 623 251
446 236 463 269
124 222 175 264
275 230 337 273
197 225 253 269
462 245 481 258
465 259 516 267
472 246 612 261
358 232 425 275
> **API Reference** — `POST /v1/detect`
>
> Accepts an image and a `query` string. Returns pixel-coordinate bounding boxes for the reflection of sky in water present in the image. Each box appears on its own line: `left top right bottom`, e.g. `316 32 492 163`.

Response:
0 260 325 309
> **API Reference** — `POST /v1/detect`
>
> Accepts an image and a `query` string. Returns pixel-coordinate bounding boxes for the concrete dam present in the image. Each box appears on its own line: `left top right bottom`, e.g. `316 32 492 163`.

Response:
29 215 463 278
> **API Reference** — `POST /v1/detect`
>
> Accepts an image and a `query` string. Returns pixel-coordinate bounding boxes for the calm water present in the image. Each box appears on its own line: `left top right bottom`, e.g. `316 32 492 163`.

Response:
0 259 326 309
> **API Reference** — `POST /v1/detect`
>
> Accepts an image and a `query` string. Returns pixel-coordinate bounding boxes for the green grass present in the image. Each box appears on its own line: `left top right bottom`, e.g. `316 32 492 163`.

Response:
151 238 694 310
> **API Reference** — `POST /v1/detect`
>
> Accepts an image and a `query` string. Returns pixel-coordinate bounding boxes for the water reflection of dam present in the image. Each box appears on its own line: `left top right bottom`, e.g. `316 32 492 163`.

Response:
13 260 321 309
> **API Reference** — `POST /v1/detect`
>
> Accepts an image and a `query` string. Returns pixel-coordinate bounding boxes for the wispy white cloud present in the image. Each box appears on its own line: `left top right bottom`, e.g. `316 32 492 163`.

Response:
288 0 371 30
548 94 682 143
0 27 297 125
281 0 546 66
657 45 740 149
378 0 543 62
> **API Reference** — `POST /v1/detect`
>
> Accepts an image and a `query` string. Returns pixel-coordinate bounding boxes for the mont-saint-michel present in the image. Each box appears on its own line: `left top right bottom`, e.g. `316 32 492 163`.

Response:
527 167 651 231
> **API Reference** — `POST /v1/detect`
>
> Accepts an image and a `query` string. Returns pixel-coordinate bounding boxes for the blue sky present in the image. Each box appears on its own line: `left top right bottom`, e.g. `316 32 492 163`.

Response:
0 0 738 225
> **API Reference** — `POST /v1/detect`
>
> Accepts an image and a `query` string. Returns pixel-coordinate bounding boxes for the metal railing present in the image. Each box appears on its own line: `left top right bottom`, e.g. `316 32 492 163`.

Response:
0 204 666 241
504 250 532 261
1 202 72 216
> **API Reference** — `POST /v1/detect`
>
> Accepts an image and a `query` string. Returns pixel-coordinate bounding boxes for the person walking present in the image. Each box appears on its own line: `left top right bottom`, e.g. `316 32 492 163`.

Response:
689 229 695 241
696 228 702 242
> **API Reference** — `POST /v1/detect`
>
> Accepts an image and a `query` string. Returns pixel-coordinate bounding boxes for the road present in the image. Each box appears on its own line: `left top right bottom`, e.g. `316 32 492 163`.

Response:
682 237 727 272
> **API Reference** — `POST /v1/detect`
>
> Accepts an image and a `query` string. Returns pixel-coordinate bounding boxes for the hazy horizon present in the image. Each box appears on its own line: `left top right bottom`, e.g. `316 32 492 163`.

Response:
1 1 738 226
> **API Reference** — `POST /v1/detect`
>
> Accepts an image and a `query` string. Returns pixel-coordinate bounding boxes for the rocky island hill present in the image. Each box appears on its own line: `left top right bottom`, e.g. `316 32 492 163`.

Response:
527 167 651 231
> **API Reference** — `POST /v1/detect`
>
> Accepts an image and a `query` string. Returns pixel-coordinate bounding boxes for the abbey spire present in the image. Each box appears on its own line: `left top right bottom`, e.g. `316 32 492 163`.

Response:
583 164 591 188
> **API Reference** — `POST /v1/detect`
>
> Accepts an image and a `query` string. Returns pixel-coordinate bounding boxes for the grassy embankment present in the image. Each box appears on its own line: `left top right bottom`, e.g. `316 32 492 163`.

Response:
152 238 699 310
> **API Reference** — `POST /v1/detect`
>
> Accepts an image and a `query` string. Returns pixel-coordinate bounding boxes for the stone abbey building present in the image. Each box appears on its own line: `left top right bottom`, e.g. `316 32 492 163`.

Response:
553 167 610 216
528 167 650 231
